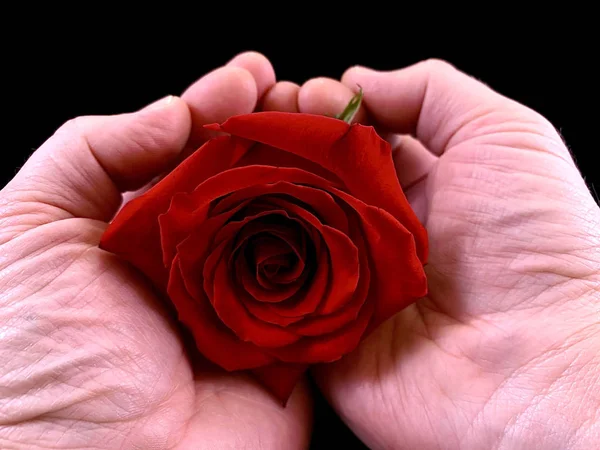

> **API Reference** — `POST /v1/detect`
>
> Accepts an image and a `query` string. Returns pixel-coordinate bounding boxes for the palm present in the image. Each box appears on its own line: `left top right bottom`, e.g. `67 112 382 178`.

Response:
316 124 600 449
1 54 315 449
1 218 307 449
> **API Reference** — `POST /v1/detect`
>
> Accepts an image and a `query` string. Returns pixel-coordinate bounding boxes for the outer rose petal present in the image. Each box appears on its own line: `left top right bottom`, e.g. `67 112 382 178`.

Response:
251 364 308 406
167 257 274 371
331 189 428 328
210 113 428 262
234 142 343 186
100 136 252 292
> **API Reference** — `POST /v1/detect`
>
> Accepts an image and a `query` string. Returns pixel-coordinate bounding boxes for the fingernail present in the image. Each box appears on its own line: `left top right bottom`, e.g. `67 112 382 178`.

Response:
145 95 176 110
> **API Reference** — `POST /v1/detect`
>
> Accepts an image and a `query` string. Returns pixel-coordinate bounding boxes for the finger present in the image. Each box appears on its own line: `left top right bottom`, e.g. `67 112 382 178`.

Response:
384 134 436 223
226 51 276 100
124 57 276 211
297 78 432 202
181 66 258 148
3 96 191 221
385 133 438 191
341 59 564 156
298 77 367 124
261 81 300 112
182 52 276 149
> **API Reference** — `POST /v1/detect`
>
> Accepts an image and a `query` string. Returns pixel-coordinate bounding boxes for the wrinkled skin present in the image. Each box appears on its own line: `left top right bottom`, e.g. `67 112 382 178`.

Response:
0 53 312 450
298 61 600 449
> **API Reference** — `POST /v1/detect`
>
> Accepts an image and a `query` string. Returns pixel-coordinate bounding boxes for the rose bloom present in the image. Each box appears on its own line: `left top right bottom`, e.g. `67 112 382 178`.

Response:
100 112 428 404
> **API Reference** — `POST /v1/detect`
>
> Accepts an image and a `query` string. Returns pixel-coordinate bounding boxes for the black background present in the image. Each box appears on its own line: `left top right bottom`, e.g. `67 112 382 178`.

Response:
4 35 598 196
3 28 598 449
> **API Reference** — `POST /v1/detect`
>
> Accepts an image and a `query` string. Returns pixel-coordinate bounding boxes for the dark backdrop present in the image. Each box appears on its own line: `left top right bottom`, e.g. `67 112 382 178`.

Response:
3 33 598 450
4 37 599 195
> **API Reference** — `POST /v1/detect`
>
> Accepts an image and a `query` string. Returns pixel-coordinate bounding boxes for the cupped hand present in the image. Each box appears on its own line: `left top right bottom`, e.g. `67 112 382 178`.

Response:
0 53 311 450
295 61 600 449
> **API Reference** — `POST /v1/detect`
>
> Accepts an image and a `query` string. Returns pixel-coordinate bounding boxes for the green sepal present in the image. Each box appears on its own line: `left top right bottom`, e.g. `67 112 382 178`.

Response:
335 87 363 124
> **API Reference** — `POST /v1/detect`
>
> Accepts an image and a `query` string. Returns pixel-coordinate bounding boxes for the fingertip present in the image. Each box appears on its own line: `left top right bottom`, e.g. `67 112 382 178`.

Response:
182 66 258 114
298 77 367 123
227 51 276 100
182 66 257 146
139 96 192 151
261 81 300 112
297 77 330 115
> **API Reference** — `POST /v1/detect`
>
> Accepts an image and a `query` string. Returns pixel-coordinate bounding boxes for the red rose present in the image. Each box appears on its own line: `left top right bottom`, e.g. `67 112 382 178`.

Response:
100 112 428 404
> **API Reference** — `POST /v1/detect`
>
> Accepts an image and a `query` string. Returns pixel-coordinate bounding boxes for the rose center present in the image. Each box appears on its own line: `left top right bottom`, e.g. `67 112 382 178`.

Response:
246 234 303 286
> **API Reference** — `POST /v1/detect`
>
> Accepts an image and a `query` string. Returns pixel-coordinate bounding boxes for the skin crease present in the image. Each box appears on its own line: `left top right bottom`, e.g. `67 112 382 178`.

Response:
0 52 598 450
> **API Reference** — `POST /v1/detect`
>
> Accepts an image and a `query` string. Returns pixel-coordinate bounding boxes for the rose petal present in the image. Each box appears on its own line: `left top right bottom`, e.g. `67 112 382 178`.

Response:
237 250 305 303
205 112 347 150
264 244 328 318
212 113 428 262
262 254 305 284
158 193 211 268
330 188 428 328
177 208 296 302
263 198 359 314
100 136 252 292
254 233 306 284
251 363 308 406
211 181 349 235
167 256 274 371
234 142 343 185
185 165 340 225
231 213 308 303
266 298 375 364
240 301 306 326
234 274 306 327
220 209 304 258
245 229 306 286
252 236 293 264
174 201 252 302
288 221 371 336
208 240 302 348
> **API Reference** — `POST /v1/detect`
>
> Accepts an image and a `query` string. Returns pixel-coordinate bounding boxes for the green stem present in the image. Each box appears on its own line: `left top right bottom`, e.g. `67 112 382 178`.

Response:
335 87 363 124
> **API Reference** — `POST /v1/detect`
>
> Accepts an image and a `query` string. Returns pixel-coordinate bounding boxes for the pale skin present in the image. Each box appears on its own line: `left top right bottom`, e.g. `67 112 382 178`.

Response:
0 53 598 449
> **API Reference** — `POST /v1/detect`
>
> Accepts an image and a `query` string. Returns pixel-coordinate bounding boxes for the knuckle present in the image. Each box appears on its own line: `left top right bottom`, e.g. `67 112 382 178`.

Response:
57 116 93 139
421 58 457 73
60 116 83 133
